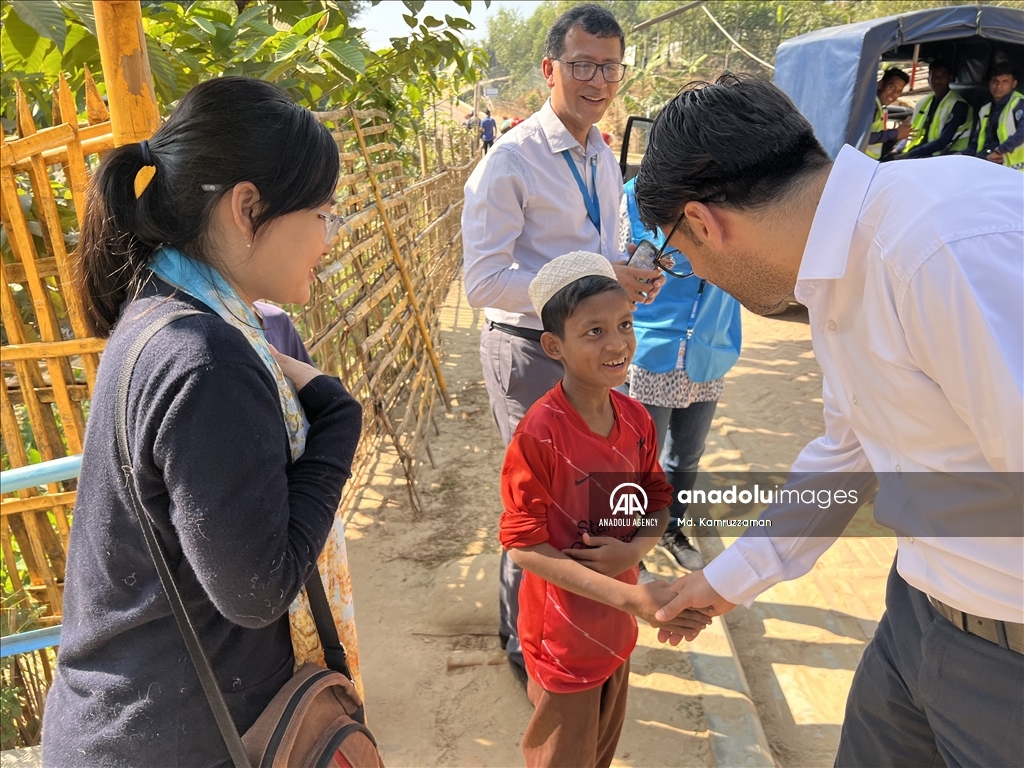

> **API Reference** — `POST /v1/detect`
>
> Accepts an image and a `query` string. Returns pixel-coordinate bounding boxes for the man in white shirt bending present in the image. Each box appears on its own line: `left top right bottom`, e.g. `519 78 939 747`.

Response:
635 73 1023 766
462 4 664 685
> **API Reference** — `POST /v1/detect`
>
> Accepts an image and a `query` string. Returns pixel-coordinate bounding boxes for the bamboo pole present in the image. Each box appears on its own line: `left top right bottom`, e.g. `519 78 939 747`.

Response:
349 108 451 410
93 0 160 146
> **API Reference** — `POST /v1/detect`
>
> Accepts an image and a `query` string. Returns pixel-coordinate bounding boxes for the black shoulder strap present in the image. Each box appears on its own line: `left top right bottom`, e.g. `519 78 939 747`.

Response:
115 310 252 768
115 310 358 764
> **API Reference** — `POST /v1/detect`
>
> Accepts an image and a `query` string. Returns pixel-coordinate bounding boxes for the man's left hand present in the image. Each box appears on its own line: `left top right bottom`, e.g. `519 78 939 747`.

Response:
987 150 1004 164
563 532 644 578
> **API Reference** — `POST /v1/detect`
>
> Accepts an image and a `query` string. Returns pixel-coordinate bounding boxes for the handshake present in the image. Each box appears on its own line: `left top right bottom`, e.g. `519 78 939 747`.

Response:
627 569 737 644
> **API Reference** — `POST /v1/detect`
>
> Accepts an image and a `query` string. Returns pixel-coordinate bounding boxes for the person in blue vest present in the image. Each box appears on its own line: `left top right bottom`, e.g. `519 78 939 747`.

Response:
618 177 741 571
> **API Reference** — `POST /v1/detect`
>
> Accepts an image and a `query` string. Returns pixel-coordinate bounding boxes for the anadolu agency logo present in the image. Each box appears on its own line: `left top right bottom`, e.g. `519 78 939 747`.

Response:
598 483 660 529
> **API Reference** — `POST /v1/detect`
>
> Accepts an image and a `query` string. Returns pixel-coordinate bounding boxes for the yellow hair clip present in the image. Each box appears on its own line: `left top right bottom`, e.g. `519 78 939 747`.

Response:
134 165 156 198
134 139 156 198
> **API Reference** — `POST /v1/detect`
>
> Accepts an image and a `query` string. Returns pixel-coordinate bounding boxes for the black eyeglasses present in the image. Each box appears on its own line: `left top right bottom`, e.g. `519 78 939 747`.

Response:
553 59 627 83
655 214 695 279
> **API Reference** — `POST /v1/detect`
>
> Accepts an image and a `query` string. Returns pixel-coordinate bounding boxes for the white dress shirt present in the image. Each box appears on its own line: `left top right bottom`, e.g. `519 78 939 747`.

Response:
704 146 1024 622
462 99 624 329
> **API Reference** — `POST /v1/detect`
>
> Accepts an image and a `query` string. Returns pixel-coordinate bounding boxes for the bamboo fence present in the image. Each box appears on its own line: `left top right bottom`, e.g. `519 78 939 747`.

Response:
1 86 477 626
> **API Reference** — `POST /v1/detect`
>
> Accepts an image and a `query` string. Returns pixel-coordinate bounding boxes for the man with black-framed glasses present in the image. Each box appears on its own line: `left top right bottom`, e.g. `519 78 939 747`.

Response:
638 73 1023 768
462 3 666 696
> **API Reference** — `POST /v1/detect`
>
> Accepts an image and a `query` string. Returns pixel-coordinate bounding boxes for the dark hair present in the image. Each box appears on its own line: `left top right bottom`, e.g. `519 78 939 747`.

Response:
77 77 339 337
544 4 625 59
880 67 910 87
992 61 1017 79
929 58 952 74
485 109 491 116
633 73 830 232
540 274 625 338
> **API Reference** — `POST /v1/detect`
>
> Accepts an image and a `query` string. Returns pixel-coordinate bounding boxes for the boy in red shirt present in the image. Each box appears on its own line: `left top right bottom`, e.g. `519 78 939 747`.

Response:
500 252 711 767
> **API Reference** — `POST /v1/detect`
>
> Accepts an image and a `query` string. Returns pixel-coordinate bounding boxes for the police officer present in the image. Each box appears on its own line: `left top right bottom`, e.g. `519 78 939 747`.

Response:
970 62 1024 170
899 59 973 158
865 68 912 160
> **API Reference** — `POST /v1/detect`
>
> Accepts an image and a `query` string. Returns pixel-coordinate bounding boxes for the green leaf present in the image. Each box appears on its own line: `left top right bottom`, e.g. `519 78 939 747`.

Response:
62 0 97 37
325 39 365 74
403 0 425 14
235 3 268 30
446 16 474 31
11 0 66 52
403 14 417 28
453 0 472 10
2 7 44 61
290 11 326 37
192 17 217 38
146 36 178 103
422 16 443 29
275 34 304 60
242 19 277 36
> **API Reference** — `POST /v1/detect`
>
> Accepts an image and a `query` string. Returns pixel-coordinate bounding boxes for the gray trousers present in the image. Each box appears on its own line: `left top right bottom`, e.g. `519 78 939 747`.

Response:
480 323 563 669
836 558 1024 767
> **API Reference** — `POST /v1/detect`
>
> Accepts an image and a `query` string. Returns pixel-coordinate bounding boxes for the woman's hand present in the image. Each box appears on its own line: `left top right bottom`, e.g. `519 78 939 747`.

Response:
269 345 324 391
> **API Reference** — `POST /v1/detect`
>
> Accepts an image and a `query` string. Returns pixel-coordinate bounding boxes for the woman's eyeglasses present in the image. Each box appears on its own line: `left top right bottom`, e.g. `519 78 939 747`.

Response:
318 210 348 246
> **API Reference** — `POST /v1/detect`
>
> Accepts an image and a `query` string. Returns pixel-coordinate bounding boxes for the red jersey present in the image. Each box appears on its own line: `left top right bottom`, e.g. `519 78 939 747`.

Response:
499 382 673 693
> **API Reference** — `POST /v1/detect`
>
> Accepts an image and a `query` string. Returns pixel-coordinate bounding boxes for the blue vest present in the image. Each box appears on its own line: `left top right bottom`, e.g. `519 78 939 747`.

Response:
625 179 741 382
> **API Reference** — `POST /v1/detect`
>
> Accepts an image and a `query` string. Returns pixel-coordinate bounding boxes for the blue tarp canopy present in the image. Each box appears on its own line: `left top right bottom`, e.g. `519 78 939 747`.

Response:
774 5 1024 157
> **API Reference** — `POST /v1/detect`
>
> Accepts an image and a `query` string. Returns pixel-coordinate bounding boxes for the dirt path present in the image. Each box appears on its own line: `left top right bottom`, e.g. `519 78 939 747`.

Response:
701 305 895 767
342 279 714 767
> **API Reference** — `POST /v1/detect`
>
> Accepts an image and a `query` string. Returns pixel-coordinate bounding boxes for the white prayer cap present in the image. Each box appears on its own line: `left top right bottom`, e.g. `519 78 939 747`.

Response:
529 251 617 318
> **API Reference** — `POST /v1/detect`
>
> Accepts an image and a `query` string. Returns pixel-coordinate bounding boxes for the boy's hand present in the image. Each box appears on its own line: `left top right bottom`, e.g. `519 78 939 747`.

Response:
562 532 644 577
627 580 712 642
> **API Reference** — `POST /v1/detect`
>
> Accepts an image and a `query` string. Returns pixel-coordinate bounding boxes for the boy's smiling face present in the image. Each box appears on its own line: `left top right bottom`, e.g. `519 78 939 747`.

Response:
541 289 636 388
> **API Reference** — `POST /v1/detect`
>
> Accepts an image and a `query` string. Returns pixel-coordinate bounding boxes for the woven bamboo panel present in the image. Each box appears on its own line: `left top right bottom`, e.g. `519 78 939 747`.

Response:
299 107 477 518
1 75 112 619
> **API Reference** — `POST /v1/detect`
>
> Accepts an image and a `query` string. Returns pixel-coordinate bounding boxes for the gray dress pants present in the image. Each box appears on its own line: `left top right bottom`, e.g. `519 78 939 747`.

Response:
836 558 1024 767
480 323 563 669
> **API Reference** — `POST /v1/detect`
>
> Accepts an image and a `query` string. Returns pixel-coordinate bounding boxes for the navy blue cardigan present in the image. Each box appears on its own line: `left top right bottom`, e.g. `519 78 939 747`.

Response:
42 280 361 767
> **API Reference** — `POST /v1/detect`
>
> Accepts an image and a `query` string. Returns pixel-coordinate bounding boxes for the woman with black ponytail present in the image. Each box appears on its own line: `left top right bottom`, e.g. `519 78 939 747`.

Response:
42 77 362 767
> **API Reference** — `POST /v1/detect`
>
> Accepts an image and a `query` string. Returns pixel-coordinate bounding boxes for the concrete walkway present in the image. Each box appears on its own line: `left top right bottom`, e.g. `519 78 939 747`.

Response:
700 305 896 767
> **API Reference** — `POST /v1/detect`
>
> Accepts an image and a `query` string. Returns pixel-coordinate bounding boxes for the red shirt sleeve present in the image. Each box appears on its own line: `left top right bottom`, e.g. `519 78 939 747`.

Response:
499 432 555 549
640 414 674 512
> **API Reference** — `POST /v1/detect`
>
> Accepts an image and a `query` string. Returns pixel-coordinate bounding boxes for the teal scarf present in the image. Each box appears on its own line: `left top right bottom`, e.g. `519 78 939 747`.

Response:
149 246 306 461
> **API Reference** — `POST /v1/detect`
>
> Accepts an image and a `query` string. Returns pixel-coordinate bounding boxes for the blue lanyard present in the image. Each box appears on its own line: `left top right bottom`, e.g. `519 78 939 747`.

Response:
561 150 600 235
685 280 707 340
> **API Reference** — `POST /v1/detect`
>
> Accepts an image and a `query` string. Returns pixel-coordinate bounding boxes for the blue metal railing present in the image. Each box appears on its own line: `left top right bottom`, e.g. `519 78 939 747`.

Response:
0 456 80 656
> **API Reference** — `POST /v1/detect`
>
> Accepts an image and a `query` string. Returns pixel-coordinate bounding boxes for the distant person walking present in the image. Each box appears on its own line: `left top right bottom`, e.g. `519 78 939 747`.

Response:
636 73 1023 768
481 109 497 153
461 4 663 685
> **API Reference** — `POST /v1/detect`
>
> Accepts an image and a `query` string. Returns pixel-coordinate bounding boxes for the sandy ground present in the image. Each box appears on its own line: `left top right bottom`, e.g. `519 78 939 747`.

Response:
341 280 715 767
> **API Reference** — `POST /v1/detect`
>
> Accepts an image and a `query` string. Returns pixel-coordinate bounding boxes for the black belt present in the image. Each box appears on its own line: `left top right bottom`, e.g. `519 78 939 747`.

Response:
489 321 543 343
927 595 1024 655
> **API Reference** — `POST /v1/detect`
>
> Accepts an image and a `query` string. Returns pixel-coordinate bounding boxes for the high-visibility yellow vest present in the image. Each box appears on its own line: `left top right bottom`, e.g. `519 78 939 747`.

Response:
866 97 884 159
977 91 1024 171
904 90 974 154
